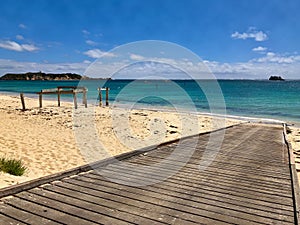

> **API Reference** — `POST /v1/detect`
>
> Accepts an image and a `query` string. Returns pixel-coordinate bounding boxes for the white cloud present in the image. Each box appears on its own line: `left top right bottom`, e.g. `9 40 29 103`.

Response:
16 35 24 40
21 44 39 52
0 41 39 52
82 29 90 36
0 41 22 51
231 28 268 41
83 49 116 58
19 24 26 29
83 60 91 64
129 53 145 60
252 46 267 52
85 40 98 46
251 52 300 64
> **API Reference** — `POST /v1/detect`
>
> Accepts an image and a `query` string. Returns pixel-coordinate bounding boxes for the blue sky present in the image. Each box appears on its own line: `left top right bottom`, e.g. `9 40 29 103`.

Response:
0 0 300 79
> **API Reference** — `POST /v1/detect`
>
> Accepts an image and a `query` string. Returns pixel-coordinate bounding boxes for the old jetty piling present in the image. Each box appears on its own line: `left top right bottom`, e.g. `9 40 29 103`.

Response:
36 86 88 109
20 93 26 111
97 87 110 106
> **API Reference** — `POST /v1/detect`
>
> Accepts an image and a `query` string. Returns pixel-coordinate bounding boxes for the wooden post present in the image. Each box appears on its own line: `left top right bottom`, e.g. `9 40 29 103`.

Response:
39 92 42 108
20 93 26 111
106 87 109 106
73 91 78 109
83 88 87 108
57 87 61 107
98 88 102 106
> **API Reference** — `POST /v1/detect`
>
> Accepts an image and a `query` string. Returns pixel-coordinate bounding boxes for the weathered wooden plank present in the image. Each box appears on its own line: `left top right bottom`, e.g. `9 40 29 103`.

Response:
132 160 291 189
128 157 292 190
5 196 99 225
40 185 201 225
58 177 292 225
132 155 291 181
102 161 292 197
52 180 251 225
77 172 293 216
0 201 62 225
0 216 27 225
126 153 291 184
79 173 294 216
151 145 288 165
0 124 297 224
14 191 135 225
98 161 291 198
62 175 294 224
0 203 29 225
25 188 165 225
97 164 293 203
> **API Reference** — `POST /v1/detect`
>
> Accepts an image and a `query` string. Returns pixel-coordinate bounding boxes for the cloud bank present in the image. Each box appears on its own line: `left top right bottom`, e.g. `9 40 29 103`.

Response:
0 53 299 79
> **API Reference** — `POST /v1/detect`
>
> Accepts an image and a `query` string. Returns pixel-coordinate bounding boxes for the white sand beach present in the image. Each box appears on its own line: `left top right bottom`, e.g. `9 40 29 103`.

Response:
0 94 243 189
0 94 299 189
287 126 300 181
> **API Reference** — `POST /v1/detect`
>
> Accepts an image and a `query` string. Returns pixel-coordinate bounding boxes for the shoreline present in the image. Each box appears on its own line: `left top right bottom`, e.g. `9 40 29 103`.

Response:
1 79 300 125
2 90 290 125
0 93 299 189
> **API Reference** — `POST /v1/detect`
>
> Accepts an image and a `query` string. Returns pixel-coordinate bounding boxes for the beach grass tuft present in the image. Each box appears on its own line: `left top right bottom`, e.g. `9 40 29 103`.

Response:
0 157 27 176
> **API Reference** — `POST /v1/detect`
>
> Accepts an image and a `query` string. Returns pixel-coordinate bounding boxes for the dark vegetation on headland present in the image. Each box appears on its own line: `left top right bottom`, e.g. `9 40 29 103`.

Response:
269 75 285 81
0 72 83 80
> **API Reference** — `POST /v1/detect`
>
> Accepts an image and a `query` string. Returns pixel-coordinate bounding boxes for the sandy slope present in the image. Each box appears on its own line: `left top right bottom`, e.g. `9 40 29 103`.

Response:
287 126 300 182
0 94 280 189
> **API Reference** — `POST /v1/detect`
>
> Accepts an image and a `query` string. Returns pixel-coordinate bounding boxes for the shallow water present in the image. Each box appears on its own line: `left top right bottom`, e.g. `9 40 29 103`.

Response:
0 79 299 124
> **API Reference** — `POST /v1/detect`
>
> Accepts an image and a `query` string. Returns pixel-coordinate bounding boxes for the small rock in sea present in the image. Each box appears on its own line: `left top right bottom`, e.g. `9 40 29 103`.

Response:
269 75 285 81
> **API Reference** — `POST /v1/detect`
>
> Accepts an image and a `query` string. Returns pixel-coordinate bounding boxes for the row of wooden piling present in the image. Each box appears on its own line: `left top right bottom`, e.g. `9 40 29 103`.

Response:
36 86 87 109
20 86 110 111
98 87 110 106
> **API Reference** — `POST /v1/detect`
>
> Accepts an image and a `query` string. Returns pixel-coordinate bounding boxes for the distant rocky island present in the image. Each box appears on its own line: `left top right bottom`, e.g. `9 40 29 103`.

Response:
0 72 83 80
269 75 285 81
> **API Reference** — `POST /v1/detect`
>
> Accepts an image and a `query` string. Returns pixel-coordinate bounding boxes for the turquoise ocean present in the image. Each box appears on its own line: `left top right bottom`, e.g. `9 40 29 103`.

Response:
0 79 299 124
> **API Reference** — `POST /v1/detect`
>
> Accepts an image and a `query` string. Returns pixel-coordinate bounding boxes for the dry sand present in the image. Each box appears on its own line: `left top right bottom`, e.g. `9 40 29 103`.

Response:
2 93 300 190
0 94 242 189
287 126 300 182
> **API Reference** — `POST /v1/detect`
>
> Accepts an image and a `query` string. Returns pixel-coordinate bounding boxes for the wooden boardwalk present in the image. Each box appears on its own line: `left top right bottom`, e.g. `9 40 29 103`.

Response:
0 124 298 224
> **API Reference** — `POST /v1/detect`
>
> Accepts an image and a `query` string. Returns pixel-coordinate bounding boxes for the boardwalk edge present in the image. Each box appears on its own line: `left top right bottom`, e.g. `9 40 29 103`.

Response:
283 123 300 225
